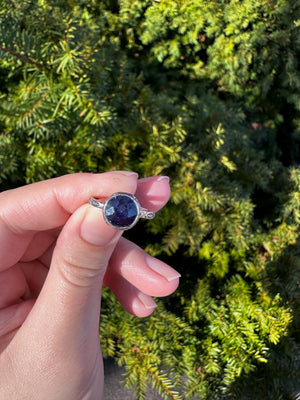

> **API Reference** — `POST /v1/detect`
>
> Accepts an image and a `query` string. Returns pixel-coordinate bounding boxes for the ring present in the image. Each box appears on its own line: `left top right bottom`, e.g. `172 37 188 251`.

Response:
89 192 155 230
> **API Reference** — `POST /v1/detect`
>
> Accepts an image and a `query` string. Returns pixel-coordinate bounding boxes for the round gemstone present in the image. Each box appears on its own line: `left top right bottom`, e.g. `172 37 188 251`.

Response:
104 193 139 230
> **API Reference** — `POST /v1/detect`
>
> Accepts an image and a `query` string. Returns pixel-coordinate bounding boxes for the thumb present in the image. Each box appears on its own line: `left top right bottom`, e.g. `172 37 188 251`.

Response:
44 203 122 333
23 177 137 349
6 204 126 400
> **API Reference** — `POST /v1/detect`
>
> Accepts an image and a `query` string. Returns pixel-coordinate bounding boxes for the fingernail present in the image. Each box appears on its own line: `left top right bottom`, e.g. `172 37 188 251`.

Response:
120 171 139 177
157 176 170 182
137 176 170 200
106 170 138 178
146 255 181 282
137 292 157 309
80 207 119 246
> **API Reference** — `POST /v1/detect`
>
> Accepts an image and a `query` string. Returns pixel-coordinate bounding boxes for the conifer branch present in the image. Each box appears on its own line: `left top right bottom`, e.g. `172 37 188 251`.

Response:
18 93 47 122
1 1 300 398
0 46 44 69
145 364 182 400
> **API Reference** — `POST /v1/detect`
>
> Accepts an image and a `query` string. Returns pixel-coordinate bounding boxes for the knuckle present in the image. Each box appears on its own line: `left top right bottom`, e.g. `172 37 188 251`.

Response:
58 255 107 288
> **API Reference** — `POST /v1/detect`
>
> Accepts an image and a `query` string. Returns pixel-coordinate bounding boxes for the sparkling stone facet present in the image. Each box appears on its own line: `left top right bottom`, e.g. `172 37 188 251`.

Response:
104 194 138 229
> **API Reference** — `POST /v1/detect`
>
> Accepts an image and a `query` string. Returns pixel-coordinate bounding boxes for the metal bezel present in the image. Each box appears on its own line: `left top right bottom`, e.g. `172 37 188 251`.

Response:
103 192 141 230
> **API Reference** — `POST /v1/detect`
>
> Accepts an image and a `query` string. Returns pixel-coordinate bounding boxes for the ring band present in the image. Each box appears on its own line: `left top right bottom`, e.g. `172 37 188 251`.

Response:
89 192 155 230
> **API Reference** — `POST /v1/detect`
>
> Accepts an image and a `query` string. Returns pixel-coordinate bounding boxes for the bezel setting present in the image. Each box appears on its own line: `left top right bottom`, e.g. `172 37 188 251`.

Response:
89 192 155 230
103 192 140 230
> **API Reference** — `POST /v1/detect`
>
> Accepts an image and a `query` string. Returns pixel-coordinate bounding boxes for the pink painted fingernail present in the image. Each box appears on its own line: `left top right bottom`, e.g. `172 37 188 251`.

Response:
146 255 181 282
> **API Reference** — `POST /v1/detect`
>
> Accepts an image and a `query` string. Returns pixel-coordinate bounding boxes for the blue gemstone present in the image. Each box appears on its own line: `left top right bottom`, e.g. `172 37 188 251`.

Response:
104 194 138 229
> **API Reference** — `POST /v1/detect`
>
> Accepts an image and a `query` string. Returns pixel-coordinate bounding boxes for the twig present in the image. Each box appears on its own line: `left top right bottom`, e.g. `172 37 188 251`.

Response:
0 46 44 69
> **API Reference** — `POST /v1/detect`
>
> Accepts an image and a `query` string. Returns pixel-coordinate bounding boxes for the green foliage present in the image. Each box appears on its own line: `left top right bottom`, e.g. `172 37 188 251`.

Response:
1 0 300 398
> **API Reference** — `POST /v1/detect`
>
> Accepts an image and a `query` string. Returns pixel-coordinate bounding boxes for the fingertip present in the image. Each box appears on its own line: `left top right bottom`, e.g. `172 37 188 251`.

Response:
146 255 181 283
135 176 171 212
107 238 180 298
80 204 119 247
130 294 157 318
104 272 157 318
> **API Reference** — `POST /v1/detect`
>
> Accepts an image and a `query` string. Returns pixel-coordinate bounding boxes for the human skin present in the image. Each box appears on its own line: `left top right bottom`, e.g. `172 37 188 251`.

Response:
0 171 180 400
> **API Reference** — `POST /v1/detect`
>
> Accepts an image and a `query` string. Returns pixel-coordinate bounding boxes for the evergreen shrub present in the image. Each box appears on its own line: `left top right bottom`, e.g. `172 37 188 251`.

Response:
0 0 299 398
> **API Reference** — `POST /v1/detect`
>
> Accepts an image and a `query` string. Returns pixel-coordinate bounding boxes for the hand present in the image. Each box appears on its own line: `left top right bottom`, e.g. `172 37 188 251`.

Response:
0 171 180 400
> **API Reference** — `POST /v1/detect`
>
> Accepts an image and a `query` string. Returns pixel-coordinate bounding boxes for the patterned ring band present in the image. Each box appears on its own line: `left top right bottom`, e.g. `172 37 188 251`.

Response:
89 192 155 230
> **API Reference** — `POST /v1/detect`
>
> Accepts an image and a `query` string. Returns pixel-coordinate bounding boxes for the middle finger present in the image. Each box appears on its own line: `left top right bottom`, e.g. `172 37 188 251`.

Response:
104 237 180 298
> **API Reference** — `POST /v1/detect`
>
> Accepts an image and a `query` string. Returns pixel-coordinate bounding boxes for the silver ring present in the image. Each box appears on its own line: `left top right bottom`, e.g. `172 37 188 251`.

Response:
89 192 155 230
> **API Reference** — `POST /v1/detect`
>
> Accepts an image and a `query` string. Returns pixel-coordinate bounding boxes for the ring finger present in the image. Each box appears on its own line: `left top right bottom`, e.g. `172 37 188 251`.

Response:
103 238 180 315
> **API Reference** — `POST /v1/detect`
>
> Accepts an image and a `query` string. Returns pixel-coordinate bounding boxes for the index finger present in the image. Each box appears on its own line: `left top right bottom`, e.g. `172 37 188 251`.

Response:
0 171 138 270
